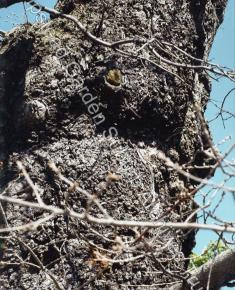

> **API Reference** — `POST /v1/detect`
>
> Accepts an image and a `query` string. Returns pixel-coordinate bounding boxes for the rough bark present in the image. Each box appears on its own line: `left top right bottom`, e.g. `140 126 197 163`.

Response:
0 0 228 289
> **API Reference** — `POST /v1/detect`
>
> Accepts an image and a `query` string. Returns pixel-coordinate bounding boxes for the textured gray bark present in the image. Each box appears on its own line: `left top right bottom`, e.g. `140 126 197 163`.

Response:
0 0 228 289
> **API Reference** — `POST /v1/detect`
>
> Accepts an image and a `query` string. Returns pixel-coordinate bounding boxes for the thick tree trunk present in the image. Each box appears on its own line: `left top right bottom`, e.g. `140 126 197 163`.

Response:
0 0 228 289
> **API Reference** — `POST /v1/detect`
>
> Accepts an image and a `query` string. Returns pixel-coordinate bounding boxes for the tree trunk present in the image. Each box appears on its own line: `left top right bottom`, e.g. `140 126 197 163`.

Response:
0 0 228 289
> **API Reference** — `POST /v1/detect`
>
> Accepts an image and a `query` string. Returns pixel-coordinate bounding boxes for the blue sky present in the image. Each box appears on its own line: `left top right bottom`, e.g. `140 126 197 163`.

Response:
0 1 235 288
193 2 235 289
195 0 235 250
0 0 57 30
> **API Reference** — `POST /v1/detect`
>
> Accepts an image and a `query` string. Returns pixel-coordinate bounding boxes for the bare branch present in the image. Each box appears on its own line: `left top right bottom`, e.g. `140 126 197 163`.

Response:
170 248 235 290
1 193 235 234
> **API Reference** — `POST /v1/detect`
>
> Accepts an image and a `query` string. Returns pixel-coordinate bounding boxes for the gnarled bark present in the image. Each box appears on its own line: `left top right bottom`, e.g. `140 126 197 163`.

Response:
0 0 228 289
